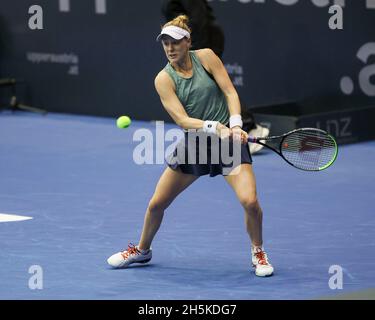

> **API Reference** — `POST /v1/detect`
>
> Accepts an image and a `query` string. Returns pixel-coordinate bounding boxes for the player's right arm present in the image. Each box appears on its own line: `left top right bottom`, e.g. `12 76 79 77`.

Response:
154 70 227 133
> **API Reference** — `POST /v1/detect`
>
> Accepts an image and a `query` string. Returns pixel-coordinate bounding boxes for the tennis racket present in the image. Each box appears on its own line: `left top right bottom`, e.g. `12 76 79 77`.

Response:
247 128 338 171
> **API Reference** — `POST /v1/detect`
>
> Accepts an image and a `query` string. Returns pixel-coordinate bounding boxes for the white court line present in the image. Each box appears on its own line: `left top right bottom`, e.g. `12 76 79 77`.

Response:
0 213 33 223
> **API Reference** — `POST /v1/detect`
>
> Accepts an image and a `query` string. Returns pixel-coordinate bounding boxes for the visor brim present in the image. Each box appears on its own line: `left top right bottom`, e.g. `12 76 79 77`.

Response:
156 31 186 42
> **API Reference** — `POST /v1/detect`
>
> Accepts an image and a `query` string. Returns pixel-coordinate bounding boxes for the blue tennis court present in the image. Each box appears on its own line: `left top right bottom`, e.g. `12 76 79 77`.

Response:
0 111 374 300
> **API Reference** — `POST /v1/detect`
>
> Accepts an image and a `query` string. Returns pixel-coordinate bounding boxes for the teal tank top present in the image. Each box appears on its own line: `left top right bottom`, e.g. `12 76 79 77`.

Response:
164 51 229 125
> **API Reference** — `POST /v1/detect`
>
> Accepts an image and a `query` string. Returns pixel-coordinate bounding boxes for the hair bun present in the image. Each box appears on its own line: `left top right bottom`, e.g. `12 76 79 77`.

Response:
162 14 191 33
175 15 189 25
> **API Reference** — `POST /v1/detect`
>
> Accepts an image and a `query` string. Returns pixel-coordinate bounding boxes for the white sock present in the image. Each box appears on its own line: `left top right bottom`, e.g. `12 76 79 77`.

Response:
137 246 150 254
252 245 264 253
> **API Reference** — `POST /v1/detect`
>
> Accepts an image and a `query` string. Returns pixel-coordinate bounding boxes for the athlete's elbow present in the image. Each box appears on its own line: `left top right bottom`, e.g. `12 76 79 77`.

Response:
176 117 188 129
176 116 193 130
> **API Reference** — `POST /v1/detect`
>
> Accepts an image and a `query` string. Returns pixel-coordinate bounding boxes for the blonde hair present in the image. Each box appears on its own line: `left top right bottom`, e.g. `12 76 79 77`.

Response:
162 15 191 33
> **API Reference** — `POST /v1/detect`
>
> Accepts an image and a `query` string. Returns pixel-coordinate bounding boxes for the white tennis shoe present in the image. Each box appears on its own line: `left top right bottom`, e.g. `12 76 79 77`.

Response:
251 246 274 277
107 243 152 268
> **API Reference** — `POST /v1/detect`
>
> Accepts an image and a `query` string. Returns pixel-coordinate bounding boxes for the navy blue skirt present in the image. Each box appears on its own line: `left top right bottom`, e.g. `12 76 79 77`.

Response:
166 132 252 177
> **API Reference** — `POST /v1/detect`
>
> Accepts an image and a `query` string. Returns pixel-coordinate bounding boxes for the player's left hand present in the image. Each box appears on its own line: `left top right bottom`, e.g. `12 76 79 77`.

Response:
231 126 248 144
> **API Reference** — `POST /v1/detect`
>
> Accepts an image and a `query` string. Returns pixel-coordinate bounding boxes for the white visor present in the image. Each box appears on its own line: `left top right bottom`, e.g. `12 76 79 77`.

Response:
156 26 190 42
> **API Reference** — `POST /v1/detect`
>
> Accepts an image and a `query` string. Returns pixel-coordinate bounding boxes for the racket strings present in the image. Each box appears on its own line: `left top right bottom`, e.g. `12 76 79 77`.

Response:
281 130 337 170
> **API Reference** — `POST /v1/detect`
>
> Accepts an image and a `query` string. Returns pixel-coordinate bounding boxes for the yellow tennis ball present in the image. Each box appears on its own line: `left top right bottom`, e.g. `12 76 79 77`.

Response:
116 116 131 129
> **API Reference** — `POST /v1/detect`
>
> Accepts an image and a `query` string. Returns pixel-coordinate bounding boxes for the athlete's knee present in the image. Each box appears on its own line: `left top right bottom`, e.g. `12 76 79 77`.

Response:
239 194 259 212
147 197 170 213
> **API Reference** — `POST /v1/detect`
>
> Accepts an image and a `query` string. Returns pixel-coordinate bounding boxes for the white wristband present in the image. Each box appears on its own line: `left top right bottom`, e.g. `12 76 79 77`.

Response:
229 114 243 128
203 121 218 134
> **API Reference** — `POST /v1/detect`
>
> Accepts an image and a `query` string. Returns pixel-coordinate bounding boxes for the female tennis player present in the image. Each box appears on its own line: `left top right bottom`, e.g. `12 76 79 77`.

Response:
107 15 273 277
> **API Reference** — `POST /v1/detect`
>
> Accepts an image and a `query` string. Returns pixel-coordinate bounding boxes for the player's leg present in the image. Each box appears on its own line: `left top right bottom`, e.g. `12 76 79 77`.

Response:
224 163 262 245
224 163 273 276
107 167 198 268
138 167 199 250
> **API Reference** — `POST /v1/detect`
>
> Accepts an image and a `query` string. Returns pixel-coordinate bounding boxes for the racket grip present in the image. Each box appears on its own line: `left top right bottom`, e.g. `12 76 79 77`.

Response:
247 136 257 143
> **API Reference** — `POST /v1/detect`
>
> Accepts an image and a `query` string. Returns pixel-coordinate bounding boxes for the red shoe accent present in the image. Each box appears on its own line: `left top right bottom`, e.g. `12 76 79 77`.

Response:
121 243 140 260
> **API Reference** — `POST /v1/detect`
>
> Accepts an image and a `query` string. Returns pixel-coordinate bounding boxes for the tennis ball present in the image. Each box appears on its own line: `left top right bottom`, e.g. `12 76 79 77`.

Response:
116 116 131 129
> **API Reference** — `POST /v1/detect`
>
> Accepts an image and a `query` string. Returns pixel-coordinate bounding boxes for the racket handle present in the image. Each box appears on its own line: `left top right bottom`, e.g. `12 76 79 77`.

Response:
247 136 257 143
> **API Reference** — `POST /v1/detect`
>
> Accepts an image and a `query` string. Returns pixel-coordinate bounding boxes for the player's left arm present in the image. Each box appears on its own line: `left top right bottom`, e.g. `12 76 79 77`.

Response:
196 48 241 118
196 49 247 142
